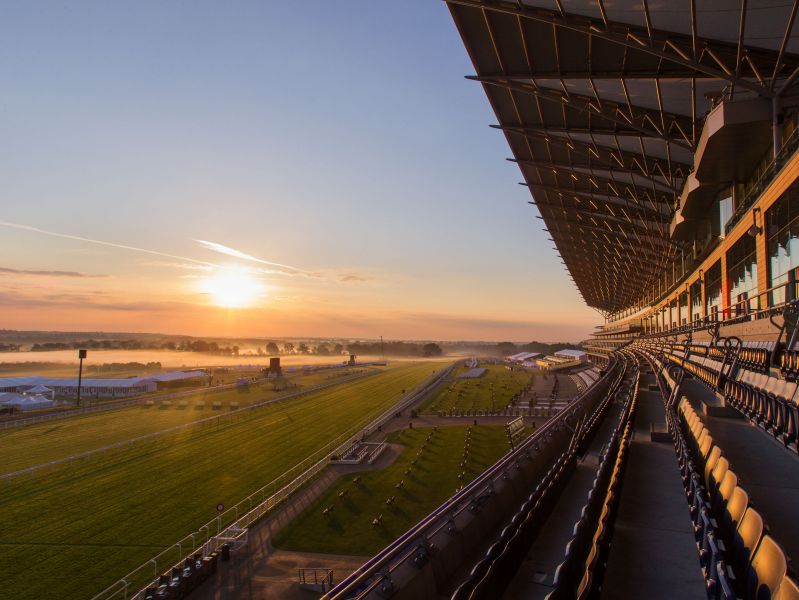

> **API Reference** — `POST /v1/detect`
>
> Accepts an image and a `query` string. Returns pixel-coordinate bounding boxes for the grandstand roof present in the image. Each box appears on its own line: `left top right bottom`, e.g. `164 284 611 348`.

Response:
447 0 799 314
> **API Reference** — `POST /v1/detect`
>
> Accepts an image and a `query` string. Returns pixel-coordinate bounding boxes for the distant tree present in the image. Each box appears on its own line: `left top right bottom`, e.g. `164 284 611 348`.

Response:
298 343 310 354
315 343 330 355
333 343 344 355
266 342 280 355
231 345 239 356
422 343 443 357
283 342 295 354
496 342 518 356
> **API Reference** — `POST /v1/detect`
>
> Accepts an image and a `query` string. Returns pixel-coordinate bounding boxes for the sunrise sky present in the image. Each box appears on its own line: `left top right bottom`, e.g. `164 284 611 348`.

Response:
1 1 598 342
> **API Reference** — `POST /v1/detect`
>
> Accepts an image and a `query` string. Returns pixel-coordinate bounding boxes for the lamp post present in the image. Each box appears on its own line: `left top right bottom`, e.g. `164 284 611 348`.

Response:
77 349 87 407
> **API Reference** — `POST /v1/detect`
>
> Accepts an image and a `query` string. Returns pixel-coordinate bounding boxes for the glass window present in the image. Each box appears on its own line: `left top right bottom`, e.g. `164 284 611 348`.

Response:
719 194 734 237
727 234 758 314
767 180 799 305
705 260 722 319
690 280 702 322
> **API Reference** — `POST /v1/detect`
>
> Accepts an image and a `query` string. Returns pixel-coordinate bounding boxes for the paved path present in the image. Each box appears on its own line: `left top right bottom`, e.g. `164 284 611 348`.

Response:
194 444 404 600
600 374 706 600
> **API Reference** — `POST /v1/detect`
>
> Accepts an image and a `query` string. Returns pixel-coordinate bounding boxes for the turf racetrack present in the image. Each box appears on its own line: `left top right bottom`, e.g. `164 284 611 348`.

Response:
419 363 533 414
273 425 510 556
0 362 439 600
1 367 376 474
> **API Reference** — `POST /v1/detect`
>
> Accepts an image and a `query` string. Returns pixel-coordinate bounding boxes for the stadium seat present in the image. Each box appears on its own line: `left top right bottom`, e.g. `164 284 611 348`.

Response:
716 470 737 510
708 456 729 500
747 535 788 600
732 508 764 575
721 487 749 540
775 575 799 600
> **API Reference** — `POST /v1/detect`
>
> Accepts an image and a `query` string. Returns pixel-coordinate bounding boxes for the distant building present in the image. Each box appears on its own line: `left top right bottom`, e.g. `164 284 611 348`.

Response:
536 349 588 372
553 349 587 363
0 372 212 398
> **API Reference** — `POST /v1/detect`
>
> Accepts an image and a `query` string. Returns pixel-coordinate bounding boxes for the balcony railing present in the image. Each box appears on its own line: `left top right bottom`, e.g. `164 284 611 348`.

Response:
643 276 799 338
726 127 799 235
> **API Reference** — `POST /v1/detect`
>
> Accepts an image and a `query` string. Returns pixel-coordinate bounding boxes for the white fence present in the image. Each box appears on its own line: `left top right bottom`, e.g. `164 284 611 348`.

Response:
90 364 453 600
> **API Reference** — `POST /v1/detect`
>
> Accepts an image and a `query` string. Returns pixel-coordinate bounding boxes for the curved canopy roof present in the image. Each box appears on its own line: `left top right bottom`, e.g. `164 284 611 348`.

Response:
447 0 799 314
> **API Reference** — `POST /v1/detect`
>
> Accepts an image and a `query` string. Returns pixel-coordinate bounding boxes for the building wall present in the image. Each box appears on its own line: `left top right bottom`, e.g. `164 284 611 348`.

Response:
604 150 799 333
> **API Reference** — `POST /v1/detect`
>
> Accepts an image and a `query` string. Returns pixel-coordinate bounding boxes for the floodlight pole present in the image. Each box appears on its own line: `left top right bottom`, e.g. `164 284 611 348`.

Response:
77 349 87 407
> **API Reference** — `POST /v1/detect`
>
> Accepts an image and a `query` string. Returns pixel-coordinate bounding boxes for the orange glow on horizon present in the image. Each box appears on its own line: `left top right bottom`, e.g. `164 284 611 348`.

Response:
198 268 266 308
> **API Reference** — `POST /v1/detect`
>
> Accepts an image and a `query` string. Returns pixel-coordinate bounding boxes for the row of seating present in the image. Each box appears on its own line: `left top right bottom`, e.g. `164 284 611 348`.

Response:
676 398 798 599
724 373 798 448
450 448 578 600
449 358 633 600
575 421 632 599
144 549 221 599
546 364 639 599
634 339 799 454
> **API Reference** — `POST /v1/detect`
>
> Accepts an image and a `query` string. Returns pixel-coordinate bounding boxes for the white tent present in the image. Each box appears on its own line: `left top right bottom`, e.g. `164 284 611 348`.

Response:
0 393 54 410
16 395 54 410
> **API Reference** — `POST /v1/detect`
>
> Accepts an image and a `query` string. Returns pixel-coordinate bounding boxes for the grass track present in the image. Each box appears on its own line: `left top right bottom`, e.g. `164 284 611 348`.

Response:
273 425 510 556
419 363 533 413
0 362 439 600
0 367 375 473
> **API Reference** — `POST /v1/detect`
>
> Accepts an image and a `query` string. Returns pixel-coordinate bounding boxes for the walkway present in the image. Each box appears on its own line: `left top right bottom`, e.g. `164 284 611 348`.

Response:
600 373 706 600
194 444 404 600
682 376 799 565
503 392 626 600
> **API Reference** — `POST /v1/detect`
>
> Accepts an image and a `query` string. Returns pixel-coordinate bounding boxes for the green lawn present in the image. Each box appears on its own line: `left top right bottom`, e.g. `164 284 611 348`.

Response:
1 367 376 474
0 361 441 600
419 363 534 414
273 425 511 556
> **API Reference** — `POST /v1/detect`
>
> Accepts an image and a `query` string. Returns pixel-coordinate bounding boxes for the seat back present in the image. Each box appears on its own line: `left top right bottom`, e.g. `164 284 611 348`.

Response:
724 486 749 536
775 575 799 600
703 446 721 481
718 470 738 506
734 508 764 571
708 456 729 492
748 535 788 600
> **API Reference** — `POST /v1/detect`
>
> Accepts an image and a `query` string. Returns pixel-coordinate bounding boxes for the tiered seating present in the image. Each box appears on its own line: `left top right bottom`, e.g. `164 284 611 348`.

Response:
632 338 799 454
674 398 798 599
450 447 578 600
546 377 638 599
779 344 799 380
724 369 798 449
449 360 634 600
738 342 772 374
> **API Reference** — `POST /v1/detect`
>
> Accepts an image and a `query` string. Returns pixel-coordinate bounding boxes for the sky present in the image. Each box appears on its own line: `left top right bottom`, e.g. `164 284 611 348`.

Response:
0 1 599 342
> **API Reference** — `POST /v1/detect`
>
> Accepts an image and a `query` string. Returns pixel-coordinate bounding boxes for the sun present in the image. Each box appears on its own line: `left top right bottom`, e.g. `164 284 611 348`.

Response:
200 269 265 308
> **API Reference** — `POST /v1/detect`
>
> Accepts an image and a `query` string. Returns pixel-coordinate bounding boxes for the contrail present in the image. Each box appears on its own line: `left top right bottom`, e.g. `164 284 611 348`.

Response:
0 220 217 268
195 239 317 276
0 221 313 277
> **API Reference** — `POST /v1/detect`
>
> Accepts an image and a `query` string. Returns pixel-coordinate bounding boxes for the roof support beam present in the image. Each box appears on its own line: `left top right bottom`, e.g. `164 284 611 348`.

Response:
473 75 695 149
447 0 792 98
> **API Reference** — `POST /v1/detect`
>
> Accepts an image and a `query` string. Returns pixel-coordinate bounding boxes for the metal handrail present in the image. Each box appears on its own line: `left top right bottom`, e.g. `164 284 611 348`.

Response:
322 356 623 600
91 363 455 600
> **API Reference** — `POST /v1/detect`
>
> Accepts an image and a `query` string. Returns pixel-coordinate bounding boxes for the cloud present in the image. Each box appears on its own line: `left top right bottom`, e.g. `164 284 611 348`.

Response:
0 266 106 278
195 239 319 277
338 273 372 283
0 290 191 313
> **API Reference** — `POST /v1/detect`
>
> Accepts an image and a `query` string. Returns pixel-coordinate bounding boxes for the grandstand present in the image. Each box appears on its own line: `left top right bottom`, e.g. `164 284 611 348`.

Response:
48 3 799 600
306 2 799 599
